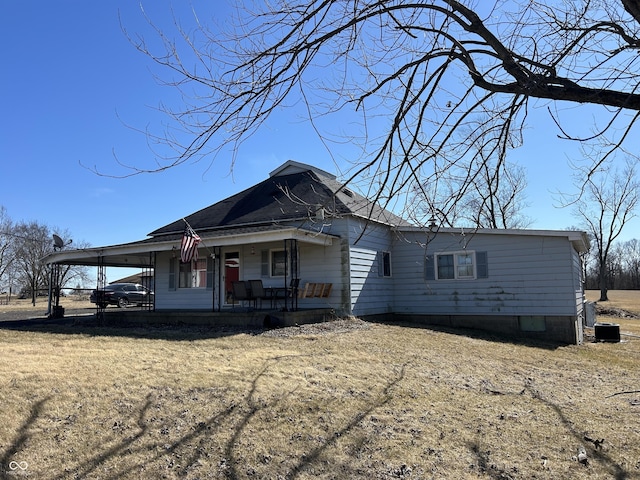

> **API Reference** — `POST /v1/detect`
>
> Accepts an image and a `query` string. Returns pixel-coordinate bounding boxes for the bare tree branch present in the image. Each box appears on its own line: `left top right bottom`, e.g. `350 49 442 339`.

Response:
107 0 640 224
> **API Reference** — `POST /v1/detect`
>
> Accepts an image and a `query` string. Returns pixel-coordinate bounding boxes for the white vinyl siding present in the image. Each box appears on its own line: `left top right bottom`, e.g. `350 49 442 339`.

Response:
347 219 394 316
154 220 584 323
156 251 216 310
394 233 580 317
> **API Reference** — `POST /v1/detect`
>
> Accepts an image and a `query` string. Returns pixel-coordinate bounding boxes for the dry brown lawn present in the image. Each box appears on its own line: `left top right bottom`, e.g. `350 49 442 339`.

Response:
0 295 94 316
0 291 638 479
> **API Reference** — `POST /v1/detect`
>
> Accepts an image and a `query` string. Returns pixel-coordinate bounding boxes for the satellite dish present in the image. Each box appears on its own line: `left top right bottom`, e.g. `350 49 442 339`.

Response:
53 234 64 249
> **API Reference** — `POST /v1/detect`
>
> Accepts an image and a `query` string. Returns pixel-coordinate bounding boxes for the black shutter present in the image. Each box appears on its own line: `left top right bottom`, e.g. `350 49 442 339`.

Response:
206 255 214 289
476 251 488 278
261 250 269 277
168 258 176 291
425 254 435 280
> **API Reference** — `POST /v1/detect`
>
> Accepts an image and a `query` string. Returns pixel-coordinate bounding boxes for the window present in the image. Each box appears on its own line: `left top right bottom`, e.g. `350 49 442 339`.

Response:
456 253 474 278
437 252 475 279
271 250 286 277
437 254 455 279
179 258 207 288
425 251 489 281
378 251 392 277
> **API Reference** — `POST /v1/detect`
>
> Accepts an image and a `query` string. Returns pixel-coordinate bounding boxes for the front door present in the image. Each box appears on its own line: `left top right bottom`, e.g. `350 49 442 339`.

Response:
224 251 240 305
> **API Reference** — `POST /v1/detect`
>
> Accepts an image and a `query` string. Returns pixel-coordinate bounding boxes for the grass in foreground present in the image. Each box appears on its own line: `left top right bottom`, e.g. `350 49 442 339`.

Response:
0 293 638 479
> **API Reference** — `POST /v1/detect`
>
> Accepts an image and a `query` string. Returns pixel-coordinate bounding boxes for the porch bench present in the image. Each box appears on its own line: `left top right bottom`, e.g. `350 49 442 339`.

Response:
300 282 332 298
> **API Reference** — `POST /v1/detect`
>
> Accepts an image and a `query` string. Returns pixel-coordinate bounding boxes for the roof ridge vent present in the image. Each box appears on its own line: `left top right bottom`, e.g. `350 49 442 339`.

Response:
342 187 354 197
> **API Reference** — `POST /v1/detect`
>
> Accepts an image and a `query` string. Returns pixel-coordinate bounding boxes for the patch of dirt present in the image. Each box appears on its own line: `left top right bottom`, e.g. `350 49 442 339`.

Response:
594 303 639 319
261 317 371 337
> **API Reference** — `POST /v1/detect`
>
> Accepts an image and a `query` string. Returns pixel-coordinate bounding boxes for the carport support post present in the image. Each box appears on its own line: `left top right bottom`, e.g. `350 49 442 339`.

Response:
47 264 54 316
96 256 106 324
147 251 156 312
47 262 63 318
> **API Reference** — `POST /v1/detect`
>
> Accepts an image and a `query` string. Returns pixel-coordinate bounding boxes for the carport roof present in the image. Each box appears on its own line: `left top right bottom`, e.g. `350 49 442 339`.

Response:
42 224 336 267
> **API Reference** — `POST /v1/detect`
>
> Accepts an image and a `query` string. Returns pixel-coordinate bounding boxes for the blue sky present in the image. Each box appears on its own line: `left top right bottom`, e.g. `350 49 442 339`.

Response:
1 1 638 282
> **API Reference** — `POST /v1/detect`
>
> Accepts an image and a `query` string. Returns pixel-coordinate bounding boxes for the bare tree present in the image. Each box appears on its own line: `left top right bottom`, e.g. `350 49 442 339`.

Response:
0 206 14 294
111 0 640 210
621 238 640 288
110 0 640 222
411 148 530 228
572 160 639 301
1 219 90 306
13 221 54 306
471 160 530 229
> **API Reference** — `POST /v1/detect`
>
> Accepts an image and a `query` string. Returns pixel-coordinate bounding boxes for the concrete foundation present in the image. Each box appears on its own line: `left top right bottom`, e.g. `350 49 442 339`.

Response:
365 313 580 345
101 308 335 329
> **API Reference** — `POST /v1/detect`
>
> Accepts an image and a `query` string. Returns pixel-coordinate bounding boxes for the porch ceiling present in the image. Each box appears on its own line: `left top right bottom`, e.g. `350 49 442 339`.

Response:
42 226 336 267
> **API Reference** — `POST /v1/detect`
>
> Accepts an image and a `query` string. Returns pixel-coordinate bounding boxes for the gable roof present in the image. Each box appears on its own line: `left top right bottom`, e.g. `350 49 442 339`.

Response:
149 161 411 236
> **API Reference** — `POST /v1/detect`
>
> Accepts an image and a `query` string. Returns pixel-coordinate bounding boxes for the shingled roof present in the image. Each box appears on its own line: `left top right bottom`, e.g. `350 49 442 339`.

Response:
149 161 411 237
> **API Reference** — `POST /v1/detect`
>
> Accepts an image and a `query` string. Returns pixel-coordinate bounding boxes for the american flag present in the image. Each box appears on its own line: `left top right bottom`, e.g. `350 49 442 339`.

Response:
180 224 201 263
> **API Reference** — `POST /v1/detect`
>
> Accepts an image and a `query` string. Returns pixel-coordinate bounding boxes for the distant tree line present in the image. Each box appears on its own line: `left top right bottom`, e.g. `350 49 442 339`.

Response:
584 238 640 291
0 206 89 305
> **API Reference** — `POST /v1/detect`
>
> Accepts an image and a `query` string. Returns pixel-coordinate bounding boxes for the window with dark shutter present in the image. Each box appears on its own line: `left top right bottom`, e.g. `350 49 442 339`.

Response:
378 251 392 277
427 251 487 280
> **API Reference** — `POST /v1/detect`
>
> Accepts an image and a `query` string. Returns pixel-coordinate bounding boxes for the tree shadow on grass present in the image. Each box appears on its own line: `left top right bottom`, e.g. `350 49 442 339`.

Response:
285 363 407 479
0 315 264 341
221 356 408 479
44 390 243 480
5 357 408 479
49 395 153 480
523 383 630 480
19 356 297 479
464 382 630 480
0 397 50 480
466 440 516 480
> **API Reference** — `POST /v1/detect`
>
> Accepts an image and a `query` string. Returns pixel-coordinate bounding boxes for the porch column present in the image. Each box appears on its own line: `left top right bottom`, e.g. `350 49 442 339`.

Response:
284 238 300 311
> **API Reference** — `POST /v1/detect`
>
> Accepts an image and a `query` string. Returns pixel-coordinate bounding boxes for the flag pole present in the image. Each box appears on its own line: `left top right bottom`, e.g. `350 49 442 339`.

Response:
181 218 216 258
182 218 218 311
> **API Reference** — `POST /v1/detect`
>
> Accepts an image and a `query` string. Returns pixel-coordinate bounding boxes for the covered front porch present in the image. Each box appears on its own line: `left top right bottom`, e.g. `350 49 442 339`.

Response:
42 225 343 321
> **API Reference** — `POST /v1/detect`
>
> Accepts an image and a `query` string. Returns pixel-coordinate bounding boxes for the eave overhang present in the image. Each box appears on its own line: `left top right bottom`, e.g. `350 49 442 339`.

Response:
394 226 591 253
42 226 336 267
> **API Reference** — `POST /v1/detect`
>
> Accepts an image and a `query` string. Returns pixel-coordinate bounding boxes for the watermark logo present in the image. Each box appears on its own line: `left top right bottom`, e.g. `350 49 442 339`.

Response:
7 461 29 476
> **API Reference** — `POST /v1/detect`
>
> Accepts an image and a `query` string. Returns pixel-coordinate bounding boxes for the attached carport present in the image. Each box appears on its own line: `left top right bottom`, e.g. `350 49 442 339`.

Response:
42 240 158 318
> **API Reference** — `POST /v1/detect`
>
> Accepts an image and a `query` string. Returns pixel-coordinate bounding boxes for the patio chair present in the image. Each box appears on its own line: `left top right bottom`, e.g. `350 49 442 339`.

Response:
231 281 252 309
248 279 271 309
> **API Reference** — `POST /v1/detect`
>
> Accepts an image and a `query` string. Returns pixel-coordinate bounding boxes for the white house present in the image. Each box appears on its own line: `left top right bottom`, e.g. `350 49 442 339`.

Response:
44 160 590 344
